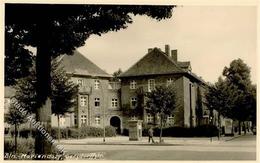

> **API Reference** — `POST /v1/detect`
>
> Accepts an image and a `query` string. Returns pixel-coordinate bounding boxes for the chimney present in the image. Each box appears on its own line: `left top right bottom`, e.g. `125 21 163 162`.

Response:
148 48 153 53
165 44 170 56
171 49 178 61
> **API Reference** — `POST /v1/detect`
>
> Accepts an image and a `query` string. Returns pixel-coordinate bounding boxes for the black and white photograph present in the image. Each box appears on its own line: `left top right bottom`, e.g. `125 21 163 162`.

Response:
3 1 257 161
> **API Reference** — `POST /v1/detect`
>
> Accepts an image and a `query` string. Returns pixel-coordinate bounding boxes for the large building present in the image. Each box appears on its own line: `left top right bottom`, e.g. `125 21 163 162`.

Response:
51 51 123 133
5 45 221 134
119 45 211 129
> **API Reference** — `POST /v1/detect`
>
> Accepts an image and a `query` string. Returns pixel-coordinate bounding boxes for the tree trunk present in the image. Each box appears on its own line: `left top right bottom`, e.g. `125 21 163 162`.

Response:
238 121 241 135
58 115 60 142
35 36 52 156
14 124 17 154
243 121 246 135
218 113 220 140
159 114 163 143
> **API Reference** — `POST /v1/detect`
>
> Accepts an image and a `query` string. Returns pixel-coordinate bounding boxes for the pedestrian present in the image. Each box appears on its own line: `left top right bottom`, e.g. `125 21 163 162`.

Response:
148 127 155 143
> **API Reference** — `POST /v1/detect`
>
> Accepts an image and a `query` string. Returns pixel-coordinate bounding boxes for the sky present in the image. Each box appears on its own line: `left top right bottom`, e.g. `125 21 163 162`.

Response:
77 6 257 84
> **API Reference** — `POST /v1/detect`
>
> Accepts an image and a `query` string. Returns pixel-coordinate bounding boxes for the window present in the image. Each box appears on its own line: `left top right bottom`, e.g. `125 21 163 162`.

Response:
77 79 84 87
94 80 100 89
81 115 87 124
74 115 77 125
130 115 137 120
80 95 87 106
131 97 137 108
147 113 154 123
148 79 155 92
167 115 174 124
130 80 137 89
111 98 118 108
167 78 174 86
95 116 101 125
95 98 100 107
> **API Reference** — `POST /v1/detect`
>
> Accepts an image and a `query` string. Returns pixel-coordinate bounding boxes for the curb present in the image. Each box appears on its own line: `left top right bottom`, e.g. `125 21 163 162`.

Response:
224 134 244 142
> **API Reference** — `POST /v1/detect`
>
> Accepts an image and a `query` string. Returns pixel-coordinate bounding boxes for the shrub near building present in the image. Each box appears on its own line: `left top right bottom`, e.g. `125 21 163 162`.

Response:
18 125 117 139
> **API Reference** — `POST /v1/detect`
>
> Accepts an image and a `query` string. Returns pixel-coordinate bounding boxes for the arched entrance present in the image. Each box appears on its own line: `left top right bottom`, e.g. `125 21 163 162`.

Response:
110 116 121 134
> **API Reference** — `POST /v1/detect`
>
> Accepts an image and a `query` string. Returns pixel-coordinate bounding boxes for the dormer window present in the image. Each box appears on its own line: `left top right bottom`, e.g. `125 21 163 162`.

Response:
94 80 100 89
77 79 84 87
148 79 155 92
167 78 174 86
130 80 137 89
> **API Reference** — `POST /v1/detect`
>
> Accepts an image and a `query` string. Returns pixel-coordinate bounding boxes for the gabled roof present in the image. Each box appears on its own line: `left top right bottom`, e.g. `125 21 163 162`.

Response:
119 48 207 85
60 50 111 78
5 86 16 98
119 48 184 77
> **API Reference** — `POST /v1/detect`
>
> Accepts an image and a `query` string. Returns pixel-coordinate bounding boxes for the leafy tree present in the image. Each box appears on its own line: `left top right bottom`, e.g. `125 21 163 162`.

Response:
5 29 34 86
205 77 238 137
122 87 145 119
6 4 175 154
14 59 78 141
206 59 255 135
112 68 123 81
222 59 253 135
146 85 176 142
6 105 27 153
247 85 256 126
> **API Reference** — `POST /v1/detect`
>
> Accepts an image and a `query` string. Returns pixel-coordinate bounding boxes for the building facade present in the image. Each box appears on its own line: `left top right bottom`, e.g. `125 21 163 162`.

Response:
119 45 211 129
51 51 123 133
5 45 222 134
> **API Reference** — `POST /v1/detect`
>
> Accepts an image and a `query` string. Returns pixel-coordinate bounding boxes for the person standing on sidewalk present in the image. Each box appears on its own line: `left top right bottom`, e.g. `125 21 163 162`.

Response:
148 127 155 143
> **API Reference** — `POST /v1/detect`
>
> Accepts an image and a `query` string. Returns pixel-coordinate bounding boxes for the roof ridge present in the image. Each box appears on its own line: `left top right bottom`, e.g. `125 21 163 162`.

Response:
119 48 156 77
120 48 185 77
61 50 111 78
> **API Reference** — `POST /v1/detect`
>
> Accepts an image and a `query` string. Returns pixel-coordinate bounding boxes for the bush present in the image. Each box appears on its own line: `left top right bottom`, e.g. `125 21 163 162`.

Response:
122 128 129 136
105 126 117 137
141 125 219 137
79 126 116 137
4 137 34 154
19 128 36 138
68 128 79 138
51 127 69 139
17 125 117 140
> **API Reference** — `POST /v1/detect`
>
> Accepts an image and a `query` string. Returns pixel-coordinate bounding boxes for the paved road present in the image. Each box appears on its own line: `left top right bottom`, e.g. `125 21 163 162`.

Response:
61 134 256 160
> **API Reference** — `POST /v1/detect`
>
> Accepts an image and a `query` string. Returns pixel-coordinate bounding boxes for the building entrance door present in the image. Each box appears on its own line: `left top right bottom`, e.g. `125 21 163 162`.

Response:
110 116 121 134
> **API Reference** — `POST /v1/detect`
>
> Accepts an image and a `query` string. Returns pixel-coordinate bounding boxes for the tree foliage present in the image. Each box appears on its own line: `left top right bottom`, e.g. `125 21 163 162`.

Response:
6 104 27 153
206 59 256 134
13 58 78 115
5 29 34 86
5 4 174 58
112 68 122 81
7 104 27 126
145 85 176 142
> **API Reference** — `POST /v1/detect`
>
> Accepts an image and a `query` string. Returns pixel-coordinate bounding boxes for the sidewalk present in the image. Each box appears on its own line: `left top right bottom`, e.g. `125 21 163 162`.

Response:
58 134 245 146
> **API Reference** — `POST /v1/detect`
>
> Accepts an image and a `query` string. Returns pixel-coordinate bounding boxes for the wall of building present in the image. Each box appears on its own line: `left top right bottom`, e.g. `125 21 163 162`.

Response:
69 76 122 130
120 74 189 129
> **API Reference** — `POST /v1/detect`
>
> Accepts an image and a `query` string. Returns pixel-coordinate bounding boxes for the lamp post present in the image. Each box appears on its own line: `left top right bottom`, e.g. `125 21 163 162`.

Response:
103 108 106 142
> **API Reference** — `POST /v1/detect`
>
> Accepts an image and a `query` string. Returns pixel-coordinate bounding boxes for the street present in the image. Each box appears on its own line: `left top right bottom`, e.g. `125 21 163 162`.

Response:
61 134 256 160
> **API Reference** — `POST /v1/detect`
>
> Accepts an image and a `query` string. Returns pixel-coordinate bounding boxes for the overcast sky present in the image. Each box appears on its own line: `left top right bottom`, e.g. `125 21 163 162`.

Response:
78 6 257 84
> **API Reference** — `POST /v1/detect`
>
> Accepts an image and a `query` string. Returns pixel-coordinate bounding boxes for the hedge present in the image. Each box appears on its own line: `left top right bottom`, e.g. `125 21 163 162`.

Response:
18 125 116 139
123 125 219 137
